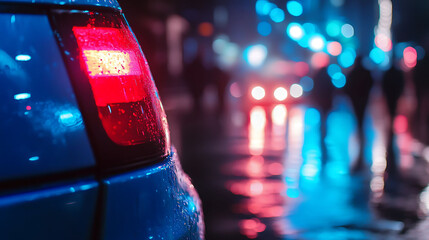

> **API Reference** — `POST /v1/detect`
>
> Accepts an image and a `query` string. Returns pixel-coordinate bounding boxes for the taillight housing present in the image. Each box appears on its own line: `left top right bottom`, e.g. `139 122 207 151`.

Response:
50 10 170 168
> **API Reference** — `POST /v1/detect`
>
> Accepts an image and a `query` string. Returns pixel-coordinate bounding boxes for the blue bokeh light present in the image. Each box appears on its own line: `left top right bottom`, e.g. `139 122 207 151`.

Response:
331 72 346 88
287 1 303 17
14 93 31 100
416 46 426 60
256 0 275 15
338 49 356 68
257 21 272 36
15 54 31 61
29 156 39 161
298 35 310 48
270 8 285 23
327 64 341 77
300 76 314 92
369 47 385 64
341 24 354 38
394 42 407 58
326 20 342 37
303 23 316 34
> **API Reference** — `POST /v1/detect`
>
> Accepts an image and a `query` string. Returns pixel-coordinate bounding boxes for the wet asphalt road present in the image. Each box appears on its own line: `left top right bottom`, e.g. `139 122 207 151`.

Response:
164 89 429 240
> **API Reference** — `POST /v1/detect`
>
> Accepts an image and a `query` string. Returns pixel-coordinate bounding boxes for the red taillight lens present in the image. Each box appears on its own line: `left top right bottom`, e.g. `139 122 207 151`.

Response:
51 11 170 167
73 27 146 106
72 25 168 146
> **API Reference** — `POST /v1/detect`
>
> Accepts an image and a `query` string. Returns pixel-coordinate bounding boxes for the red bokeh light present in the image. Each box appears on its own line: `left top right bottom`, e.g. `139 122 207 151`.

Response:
375 33 392 52
394 115 408 134
327 41 342 56
311 52 329 69
198 22 214 37
294 61 309 77
403 46 417 69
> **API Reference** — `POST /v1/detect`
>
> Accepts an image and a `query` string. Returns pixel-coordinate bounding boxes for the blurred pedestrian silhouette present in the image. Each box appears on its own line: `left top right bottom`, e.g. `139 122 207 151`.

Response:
211 65 230 114
312 66 334 165
344 56 374 173
382 63 405 192
184 49 207 111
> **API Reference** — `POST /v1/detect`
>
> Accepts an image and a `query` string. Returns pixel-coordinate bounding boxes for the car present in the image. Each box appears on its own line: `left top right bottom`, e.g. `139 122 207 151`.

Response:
239 72 305 108
0 0 204 239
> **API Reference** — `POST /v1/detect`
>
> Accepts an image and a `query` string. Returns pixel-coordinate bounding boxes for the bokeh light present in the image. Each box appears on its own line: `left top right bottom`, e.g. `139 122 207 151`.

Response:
416 46 426 60
341 24 354 38
394 115 408 134
403 46 417 68
245 44 268 67
311 52 330 69
327 41 342 56
331 72 346 88
327 64 342 77
270 8 285 23
198 22 214 37
251 86 266 100
287 22 304 41
299 76 314 92
294 61 310 77
303 23 316 34
290 84 303 98
394 42 408 58
274 87 288 101
375 33 392 52
286 1 303 17
230 82 242 98
326 20 342 37
212 35 229 54
257 21 272 36
370 47 386 65
309 35 326 52
255 0 275 15
338 48 356 68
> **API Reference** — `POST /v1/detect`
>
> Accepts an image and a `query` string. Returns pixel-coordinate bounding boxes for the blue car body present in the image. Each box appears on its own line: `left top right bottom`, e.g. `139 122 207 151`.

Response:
0 1 203 239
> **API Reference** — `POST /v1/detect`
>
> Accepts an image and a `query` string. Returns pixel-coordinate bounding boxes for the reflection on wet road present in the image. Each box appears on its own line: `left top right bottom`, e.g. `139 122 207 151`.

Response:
166 91 429 239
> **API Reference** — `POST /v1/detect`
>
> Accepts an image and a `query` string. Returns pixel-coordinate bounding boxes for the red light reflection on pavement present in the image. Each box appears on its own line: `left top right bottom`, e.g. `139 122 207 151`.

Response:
271 104 287 151
225 105 309 238
249 106 266 155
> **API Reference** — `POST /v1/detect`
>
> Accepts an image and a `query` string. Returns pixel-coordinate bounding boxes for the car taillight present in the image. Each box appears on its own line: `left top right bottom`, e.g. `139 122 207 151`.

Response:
50 11 170 167
72 26 164 146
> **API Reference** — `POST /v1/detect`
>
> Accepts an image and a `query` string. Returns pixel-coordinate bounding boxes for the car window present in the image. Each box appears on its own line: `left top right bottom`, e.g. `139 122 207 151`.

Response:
0 13 95 182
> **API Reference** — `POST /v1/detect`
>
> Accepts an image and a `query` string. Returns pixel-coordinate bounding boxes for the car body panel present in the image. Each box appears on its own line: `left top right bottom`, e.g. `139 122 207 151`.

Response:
102 150 204 240
0 6 204 240
0 180 98 239
0 13 96 182
0 0 121 10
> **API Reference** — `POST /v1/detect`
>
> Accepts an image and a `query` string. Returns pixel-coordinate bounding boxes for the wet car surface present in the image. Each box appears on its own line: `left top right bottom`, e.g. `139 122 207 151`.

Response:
0 0 203 239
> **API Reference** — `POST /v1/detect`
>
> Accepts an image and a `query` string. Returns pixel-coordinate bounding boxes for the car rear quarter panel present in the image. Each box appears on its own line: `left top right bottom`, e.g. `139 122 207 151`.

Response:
101 150 204 240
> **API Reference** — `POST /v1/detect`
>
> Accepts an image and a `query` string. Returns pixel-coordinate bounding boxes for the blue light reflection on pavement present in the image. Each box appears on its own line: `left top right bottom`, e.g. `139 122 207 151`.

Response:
222 100 384 239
